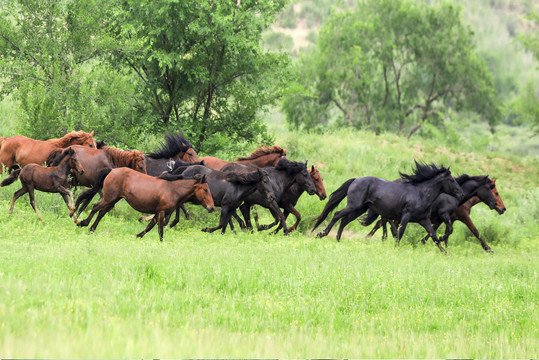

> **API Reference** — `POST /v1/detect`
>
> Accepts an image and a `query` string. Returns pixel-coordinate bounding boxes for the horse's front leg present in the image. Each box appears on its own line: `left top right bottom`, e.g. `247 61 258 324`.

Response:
395 214 411 247
418 218 447 254
458 212 493 253
137 215 158 238
439 214 453 247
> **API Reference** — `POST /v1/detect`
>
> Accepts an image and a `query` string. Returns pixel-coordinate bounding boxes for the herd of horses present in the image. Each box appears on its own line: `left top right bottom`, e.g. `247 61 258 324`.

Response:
0 131 506 253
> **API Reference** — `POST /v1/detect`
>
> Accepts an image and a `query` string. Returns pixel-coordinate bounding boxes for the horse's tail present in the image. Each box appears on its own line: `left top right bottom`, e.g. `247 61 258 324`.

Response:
74 168 111 214
312 178 356 231
0 168 21 187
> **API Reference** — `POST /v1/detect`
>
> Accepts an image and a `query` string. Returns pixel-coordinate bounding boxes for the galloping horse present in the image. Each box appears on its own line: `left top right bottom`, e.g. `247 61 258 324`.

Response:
365 177 506 252
0 147 85 221
223 158 317 235
313 162 465 253
255 165 327 234
57 145 147 218
145 134 200 175
0 131 96 173
77 169 215 241
200 146 286 171
166 164 280 234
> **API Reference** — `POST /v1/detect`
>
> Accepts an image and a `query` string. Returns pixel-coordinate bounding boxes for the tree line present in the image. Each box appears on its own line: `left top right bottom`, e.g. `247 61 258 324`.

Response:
0 0 536 152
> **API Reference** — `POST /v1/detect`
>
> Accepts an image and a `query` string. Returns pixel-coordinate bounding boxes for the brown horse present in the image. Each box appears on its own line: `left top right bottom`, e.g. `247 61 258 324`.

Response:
0 147 85 221
0 131 96 173
256 165 328 233
200 145 286 171
77 168 215 241
366 178 506 252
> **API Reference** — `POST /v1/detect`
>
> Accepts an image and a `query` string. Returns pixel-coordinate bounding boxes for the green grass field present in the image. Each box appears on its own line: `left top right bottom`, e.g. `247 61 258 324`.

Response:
0 129 538 358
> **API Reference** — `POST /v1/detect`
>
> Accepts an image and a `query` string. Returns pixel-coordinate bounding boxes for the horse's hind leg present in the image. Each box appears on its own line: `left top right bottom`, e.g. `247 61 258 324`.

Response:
9 187 28 214
88 201 117 232
317 204 368 240
366 219 383 239
336 212 362 241
26 185 43 222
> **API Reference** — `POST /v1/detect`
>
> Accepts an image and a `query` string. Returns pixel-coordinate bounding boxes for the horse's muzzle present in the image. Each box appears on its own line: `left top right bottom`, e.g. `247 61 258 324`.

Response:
207 206 216 213
78 169 85 175
497 207 506 215
319 193 327 201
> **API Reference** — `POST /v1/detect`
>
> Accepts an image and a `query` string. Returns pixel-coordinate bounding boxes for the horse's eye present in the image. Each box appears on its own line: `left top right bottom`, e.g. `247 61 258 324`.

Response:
89 145 93 148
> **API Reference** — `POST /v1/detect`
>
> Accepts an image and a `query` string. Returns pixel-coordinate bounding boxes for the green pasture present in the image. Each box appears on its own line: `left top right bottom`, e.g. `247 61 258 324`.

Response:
0 129 538 358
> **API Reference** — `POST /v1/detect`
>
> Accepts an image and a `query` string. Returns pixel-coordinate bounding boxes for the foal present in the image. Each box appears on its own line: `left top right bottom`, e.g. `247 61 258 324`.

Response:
0 147 85 221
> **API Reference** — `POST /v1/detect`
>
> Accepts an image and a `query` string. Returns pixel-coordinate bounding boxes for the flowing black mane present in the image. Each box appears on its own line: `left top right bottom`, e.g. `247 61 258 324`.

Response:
48 148 72 167
454 174 489 185
275 158 306 175
399 161 449 184
147 134 193 159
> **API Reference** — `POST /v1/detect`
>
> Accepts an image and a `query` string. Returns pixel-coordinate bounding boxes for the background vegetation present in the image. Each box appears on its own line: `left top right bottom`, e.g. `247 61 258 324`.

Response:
0 0 538 358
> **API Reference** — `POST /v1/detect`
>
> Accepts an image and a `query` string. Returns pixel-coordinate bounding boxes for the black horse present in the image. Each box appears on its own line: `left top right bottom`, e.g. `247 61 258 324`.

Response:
166 165 281 234
144 133 200 176
312 162 465 253
364 175 498 247
222 158 317 235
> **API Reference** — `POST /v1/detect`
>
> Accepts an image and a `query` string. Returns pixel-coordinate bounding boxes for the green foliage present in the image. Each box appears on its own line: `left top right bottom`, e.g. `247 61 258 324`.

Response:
263 32 295 52
108 0 291 152
283 0 501 137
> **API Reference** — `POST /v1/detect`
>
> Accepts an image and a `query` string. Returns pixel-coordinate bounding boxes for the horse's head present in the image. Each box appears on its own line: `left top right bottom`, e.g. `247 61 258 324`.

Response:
470 176 498 211
256 169 276 204
193 174 215 213
296 161 316 196
132 151 147 174
67 147 85 175
80 131 97 149
309 165 327 200
440 168 465 201
179 147 200 163
490 178 506 215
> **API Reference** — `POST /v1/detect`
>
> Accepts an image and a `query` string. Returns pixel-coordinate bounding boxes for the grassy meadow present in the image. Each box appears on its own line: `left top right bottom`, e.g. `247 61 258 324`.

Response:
0 127 538 358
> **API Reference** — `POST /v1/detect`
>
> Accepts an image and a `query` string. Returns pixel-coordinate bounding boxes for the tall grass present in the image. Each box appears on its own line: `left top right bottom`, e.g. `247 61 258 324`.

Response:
0 125 537 357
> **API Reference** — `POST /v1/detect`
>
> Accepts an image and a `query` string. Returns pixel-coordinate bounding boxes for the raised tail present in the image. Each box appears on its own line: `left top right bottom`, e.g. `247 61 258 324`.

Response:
74 168 112 216
0 168 21 187
311 178 356 231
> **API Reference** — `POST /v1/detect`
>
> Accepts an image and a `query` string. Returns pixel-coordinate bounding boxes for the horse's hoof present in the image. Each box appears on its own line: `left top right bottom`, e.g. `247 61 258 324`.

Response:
201 228 209 232
316 232 326 238
73 218 79 225
486 248 494 253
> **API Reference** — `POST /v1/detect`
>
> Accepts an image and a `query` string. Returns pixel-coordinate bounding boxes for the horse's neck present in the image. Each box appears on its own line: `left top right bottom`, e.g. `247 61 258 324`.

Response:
458 180 480 205
48 134 80 147
169 180 196 202
415 176 446 204
56 157 71 175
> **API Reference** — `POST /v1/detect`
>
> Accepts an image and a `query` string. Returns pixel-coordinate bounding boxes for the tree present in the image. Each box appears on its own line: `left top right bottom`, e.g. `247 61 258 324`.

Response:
283 0 500 138
108 0 291 152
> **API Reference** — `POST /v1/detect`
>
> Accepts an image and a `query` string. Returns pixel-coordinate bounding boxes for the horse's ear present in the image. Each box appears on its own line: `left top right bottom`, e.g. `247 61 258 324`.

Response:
200 160 205 166
68 147 75 155
311 165 315 172
90 131 94 136
492 178 497 184
200 174 207 184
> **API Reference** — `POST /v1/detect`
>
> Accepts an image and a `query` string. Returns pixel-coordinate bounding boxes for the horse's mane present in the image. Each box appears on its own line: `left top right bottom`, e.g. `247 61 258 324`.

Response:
399 161 449 184
47 131 93 147
96 140 107 149
147 133 193 159
237 145 285 161
454 174 489 185
48 148 71 167
226 170 262 184
103 146 144 169
275 158 306 175
158 173 186 181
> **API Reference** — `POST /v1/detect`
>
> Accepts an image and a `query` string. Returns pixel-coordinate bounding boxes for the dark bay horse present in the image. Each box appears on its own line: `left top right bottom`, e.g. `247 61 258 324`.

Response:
168 164 280 234
77 169 215 241
61 145 147 218
200 145 286 171
313 162 465 253
144 134 200 175
0 147 85 221
256 165 327 233
0 131 96 173
222 158 317 235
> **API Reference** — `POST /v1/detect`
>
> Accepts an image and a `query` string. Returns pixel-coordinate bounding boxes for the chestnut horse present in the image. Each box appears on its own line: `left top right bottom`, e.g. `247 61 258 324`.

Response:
77 168 215 241
60 145 147 218
0 131 96 173
200 145 286 171
256 165 328 233
0 147 85 221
